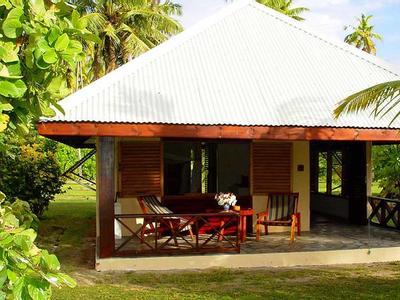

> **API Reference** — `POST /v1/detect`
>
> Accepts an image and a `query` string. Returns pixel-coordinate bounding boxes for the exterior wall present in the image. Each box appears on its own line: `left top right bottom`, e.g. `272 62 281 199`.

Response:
252 141 310 233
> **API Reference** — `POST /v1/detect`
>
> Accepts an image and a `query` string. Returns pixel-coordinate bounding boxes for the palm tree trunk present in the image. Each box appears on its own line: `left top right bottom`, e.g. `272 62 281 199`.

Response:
93 46 103 80
105 37 117 73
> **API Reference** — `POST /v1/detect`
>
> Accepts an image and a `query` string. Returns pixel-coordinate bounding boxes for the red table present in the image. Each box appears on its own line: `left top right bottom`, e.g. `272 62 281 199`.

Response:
217 208 254 243
239 208 254 243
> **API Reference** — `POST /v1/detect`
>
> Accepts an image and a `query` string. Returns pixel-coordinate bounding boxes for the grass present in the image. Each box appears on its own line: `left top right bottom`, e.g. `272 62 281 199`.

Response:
38 183 400 299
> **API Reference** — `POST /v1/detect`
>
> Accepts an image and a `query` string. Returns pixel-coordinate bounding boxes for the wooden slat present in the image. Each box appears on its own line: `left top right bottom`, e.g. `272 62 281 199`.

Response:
119 141 161 197
252 142 291 195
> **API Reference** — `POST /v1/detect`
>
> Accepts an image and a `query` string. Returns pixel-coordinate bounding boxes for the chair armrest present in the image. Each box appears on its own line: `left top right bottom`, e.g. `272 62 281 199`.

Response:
256 211 268 219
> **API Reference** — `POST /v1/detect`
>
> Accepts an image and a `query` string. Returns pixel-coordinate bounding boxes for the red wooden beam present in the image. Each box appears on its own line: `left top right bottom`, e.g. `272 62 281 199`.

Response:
98 137 115 258
37 122 400 141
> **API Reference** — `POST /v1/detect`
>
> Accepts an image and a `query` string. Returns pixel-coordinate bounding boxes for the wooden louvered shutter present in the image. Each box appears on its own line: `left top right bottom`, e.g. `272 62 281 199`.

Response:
119 141 161 197
252 142 292 195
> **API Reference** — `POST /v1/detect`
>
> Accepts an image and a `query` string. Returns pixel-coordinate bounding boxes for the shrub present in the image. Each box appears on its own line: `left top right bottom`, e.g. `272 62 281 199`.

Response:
372 145 400 198
56 143 96 181
0 136 64 216
0 191 76 299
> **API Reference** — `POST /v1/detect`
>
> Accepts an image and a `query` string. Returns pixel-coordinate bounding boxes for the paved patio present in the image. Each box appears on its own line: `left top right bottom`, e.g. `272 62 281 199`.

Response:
114 217 400 256
242 221 400 254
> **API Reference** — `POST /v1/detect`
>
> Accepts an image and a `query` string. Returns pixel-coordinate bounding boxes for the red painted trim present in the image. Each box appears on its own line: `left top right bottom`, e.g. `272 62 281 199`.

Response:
37 122 400 141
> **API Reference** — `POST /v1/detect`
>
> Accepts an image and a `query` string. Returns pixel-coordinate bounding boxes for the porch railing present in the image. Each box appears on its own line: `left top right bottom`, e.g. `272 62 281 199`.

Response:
368 196 400 229
114 212 240 256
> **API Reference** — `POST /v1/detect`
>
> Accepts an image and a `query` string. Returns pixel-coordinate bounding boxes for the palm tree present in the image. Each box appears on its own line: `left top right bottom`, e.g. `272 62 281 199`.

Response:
334 81 400 125
75 0 183 79
344 14 382 55
257 0 309 21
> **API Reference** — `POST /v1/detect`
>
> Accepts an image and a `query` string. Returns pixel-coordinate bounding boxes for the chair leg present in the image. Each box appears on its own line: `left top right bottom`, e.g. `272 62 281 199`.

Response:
256 221 260 241
188 225 194 240
296 213 301 236
265 224 268 235
168 220 179 246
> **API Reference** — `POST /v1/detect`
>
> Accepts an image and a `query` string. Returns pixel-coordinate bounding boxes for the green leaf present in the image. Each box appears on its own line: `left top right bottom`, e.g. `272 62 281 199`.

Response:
0 42 19 63
56 273 76 288
0 0 12 9
30 0 46 16
0 113 9 132
35 56 51 70
37 39 52 53
0 79 27 98
0 190 5 202
42 49 58 64
47 27 61 46
9 0 23 7
41 251 60 271
54 33 69 52
2 7 24 38
0 63 22 79
81 32 101 44
0 103 13 111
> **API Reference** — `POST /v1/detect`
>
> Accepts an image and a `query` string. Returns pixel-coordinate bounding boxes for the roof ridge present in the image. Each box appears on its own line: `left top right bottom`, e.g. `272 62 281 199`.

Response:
248 1 399 76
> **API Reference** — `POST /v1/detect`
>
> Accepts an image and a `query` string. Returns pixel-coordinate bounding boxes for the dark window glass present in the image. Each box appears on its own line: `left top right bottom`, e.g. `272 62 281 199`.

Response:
164 141 249 196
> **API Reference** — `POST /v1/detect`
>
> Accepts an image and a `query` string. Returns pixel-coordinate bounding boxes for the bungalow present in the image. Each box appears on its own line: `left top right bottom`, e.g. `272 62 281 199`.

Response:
38 0 400 271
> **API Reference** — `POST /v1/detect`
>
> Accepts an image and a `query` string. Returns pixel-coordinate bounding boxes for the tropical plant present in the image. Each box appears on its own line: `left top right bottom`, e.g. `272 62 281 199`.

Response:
73 0 183 79
334 80 400 124
0 135 65 216
372 145 400 198
0 0 97 135
344 14 382 55
0 192 76 299
56 143 96 181
257 0 309 21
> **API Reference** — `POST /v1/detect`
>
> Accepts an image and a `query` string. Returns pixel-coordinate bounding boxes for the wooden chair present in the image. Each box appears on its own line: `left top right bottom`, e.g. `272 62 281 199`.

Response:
256 192 301 241
138 195 194 242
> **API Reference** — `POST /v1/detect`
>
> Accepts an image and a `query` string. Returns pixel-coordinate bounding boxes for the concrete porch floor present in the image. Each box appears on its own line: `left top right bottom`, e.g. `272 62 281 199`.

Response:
98 221 400 271
242 221 400 253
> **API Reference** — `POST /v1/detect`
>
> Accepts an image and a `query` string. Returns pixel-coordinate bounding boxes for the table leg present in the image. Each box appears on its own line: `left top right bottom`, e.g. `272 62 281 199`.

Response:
241 216 247 243
218 220 225 242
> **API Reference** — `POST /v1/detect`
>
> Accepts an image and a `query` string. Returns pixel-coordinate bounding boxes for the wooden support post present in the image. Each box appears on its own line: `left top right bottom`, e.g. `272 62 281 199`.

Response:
98 137 115 258
345 142 368 225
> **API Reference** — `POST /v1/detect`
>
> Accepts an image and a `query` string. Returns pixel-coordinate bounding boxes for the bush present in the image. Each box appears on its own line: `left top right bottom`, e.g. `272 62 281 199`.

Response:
372 144 400 198
0 136 64 216
0 191 76 299
56 143 96 181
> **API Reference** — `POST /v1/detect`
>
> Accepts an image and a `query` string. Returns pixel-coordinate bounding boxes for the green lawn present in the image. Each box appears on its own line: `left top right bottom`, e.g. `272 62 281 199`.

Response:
39 183 400 299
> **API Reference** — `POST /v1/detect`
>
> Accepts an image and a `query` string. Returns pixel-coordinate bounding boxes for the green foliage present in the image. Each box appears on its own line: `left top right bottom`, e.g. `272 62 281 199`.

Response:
56 144 96 180
344 14 382 55
0 0 96 135
0 194 76 299
257 0 309 21
75 0 183 79
372 145 400 198
334 80 400 125
0 135 65 216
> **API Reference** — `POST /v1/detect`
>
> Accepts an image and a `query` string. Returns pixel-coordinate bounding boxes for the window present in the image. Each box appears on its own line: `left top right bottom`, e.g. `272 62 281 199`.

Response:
164 141 249 196
317 150 343 196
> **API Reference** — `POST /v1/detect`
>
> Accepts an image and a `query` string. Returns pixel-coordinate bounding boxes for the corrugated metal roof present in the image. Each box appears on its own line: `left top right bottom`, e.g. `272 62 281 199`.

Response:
42 0 400 129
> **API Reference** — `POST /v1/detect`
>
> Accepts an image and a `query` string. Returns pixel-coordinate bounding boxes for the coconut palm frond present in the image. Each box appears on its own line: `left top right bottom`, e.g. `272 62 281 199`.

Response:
344 14 381 55
334 81 400 125
256 0 308 21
